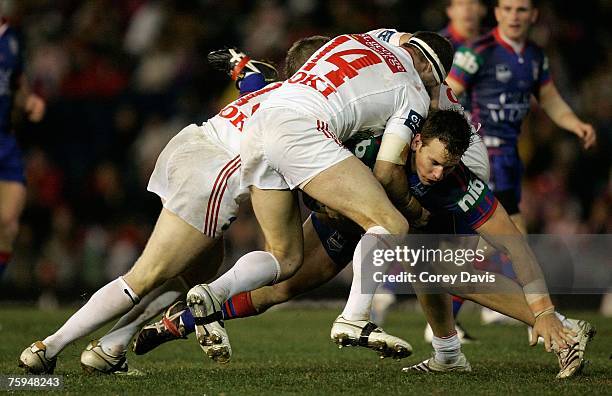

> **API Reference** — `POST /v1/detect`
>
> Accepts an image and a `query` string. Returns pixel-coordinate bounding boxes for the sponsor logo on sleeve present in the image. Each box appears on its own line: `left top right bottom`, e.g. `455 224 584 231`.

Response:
404 109 424 133
458 179 486 212
453 48 479 75
376 30 396 43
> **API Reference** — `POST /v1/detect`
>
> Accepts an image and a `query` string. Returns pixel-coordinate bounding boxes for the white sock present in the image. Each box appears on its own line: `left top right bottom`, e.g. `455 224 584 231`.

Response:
209 251 280 302
341 226 391 321
99 278 187 356
43 277 140 358
432 333 461 364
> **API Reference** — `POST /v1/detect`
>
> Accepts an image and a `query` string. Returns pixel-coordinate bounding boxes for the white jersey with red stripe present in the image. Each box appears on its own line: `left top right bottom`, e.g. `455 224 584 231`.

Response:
259 29 431 144
204 81 284 155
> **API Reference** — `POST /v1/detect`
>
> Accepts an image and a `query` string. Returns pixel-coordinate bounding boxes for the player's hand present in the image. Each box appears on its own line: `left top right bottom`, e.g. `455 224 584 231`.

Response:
530 311 576 352
25 94 46 123
572 121 596 149
410 207 431 229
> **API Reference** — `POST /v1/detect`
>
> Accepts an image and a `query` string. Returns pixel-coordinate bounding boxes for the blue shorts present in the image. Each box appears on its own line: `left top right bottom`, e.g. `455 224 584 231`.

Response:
311 211 476 268
0 134 26 184
487 144 522 214
310 213 359 268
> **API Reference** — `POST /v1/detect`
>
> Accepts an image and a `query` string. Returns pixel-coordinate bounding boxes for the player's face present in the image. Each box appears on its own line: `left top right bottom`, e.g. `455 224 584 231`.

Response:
447 0 485 30
412 136 458 186
495 0 538 42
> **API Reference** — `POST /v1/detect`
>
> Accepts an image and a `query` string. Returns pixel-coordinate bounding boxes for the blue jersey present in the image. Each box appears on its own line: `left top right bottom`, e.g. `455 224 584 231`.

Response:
0 24 22 135
449 28 551 144
0 23 25 184
407 162 498 231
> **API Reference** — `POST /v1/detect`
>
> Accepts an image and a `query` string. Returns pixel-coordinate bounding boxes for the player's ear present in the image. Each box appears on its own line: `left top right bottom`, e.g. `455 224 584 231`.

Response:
494 5 502 23
411 134 422 150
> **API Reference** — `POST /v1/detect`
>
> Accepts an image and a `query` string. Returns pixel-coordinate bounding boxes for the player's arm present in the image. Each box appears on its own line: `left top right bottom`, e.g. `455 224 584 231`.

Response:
376 100 432 223
445 76 465 97
537 81 596 149
446 45 483 97
450 167 574 351
373 135 427 224
474 203 575 350
13 73 45 123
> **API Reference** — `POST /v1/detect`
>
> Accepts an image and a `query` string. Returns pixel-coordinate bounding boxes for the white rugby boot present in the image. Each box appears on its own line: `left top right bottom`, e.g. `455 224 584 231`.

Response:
186 284 231 364
80 340 129 374
331 315 412 359
555 319 596 379
18 341 57 374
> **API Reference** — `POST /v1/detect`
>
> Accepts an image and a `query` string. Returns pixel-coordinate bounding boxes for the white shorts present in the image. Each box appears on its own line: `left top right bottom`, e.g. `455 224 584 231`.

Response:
240 107 353 190
147 124 246 238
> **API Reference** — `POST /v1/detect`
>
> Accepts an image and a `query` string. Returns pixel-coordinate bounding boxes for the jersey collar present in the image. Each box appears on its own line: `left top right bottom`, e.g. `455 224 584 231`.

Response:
493 27 526 56
447 23 467 47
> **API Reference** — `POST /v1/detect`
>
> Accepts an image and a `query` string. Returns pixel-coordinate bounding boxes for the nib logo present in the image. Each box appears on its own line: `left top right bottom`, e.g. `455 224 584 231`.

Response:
458 179 485 212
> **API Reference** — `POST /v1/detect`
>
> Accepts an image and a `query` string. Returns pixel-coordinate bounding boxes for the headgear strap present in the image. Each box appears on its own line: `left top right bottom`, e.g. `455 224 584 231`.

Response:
408 37 446 84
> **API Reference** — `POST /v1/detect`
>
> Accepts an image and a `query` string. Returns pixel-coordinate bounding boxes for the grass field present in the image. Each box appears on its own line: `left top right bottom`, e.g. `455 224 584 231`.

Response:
1 306 611 395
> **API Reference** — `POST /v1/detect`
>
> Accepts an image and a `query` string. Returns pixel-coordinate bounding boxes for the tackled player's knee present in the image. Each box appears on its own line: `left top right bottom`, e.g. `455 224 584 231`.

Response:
378 215 409 235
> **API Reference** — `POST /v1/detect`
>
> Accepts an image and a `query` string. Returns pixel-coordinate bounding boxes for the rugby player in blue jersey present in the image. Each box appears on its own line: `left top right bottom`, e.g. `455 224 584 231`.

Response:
0 18 45 278
447 0 595 232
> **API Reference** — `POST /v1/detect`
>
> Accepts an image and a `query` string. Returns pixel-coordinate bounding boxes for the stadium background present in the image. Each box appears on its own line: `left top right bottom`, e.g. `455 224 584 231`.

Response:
0 0 610 310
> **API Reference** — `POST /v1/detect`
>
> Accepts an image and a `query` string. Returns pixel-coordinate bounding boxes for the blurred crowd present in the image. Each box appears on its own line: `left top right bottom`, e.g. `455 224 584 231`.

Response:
1 0 610 306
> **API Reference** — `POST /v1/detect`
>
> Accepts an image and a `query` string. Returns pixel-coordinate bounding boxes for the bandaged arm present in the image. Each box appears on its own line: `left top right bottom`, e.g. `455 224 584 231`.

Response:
475 203 555 318
374 133 426 224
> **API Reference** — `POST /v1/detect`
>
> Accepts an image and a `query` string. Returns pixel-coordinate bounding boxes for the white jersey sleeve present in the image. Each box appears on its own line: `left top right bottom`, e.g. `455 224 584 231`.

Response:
366 28 407 46
383 95 429 142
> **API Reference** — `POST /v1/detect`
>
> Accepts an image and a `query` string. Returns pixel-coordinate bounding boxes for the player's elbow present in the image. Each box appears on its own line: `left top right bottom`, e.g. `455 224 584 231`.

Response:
373 165 393 187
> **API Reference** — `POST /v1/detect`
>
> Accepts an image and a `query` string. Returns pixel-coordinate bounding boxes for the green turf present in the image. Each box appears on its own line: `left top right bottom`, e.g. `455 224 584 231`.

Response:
1 307 610 395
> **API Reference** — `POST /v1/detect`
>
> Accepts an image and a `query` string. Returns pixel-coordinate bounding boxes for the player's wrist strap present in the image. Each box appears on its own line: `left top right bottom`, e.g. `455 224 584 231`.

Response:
523 279 554 317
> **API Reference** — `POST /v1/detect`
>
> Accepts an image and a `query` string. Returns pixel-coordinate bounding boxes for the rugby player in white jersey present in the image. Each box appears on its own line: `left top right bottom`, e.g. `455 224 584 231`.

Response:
17 40 329 374
186 28 576 368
